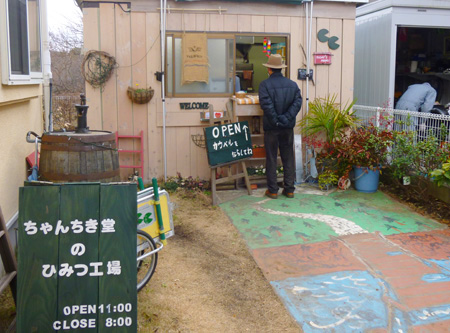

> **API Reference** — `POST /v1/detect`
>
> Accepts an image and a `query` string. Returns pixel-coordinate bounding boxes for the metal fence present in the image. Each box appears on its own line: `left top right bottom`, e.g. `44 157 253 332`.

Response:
353 105 450 144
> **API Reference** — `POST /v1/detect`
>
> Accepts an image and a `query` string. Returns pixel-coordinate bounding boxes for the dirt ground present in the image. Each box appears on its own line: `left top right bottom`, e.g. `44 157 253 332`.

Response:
137 190 300 332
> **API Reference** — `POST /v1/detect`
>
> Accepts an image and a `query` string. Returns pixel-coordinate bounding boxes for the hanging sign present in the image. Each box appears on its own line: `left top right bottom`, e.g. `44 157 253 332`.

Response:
204 121 253 166
314 52 333 65
17 183 137 332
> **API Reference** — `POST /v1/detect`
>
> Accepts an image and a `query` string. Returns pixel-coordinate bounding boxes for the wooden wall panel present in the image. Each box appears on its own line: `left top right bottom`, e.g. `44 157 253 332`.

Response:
195 13 209 32
329 19 343 104
99 4 117 133
209 14 224 32
146 12 163 180
175 127 191 177
315 18 330 99
224 15 238 32
264 16 278 33
237 14 251 33
115 8 133 179
83 7 102 130
277 16 290 34
341 19 355 106
166 127 178 177
167 12 182 31
184 13 196 31
131 12 148 178
251 16 265 33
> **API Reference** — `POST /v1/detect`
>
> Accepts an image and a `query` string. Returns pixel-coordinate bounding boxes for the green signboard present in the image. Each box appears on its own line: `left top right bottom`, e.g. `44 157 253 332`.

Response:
204 121 253 167
17 183 137 332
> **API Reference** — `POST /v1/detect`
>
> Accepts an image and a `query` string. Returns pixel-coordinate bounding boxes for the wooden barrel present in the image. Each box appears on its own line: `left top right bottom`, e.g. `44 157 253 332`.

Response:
39 131 120 183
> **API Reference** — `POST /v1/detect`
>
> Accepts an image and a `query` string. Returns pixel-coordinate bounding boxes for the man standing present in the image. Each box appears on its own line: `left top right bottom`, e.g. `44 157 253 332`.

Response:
258 54 302 199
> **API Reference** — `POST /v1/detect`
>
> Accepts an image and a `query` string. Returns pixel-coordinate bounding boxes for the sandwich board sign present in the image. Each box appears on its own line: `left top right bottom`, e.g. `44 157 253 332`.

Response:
17 182 137 332
204 121 253 167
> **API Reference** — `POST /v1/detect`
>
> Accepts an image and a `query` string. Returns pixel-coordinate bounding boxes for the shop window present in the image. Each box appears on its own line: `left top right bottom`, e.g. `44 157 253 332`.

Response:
1 0 43 84
166 33 288 96
235 35 288 94
167 34 234 96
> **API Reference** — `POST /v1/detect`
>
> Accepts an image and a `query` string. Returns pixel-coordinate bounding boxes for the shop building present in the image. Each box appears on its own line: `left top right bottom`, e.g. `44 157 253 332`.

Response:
79 0 367 182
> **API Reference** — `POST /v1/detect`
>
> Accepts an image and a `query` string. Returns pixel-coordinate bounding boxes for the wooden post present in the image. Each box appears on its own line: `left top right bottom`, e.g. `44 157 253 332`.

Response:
210 160 252 206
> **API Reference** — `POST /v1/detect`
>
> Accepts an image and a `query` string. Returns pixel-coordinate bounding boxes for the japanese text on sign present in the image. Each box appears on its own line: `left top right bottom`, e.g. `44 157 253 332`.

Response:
204 121 253 166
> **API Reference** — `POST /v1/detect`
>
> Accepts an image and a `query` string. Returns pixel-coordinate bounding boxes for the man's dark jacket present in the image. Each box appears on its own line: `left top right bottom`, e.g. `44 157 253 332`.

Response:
258 72 302 131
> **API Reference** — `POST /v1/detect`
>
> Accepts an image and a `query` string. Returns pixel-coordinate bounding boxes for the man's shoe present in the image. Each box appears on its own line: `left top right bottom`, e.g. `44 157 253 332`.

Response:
265 190 278 199
282 189 294 198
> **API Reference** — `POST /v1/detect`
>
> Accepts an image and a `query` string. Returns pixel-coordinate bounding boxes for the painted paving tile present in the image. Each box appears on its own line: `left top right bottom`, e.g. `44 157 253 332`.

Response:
220 190 444 250
272 269 450 332
252 239 366 282
267 232 450 332
271 271 401 332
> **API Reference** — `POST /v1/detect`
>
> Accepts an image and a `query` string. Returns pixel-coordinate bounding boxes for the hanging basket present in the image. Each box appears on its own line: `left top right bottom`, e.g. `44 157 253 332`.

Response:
127 86 154 104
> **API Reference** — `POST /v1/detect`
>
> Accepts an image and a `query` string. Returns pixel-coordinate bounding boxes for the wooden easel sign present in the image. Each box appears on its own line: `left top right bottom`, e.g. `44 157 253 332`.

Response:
17 183 137 332
204 121 253 205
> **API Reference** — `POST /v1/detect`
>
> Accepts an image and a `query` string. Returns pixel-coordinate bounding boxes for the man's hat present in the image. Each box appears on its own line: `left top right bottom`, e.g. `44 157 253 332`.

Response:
263 54 287 69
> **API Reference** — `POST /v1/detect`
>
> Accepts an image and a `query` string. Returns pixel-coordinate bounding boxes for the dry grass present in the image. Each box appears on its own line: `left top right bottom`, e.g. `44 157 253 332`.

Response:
137 189 300 332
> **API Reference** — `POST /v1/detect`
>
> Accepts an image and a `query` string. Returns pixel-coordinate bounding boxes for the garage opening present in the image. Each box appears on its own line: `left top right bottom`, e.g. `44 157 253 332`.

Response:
395 27 450 108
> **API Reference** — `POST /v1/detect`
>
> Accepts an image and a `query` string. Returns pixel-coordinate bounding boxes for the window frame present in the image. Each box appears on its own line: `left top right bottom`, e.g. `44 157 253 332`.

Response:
165 32 290 98
0 0 44 85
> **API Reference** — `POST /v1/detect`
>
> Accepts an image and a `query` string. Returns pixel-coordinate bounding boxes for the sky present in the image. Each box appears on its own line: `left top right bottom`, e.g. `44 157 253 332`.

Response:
47 0 82 32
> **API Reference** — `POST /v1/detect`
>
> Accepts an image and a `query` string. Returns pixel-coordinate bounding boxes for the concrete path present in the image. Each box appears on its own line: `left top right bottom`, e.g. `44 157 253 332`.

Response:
220 186 450 332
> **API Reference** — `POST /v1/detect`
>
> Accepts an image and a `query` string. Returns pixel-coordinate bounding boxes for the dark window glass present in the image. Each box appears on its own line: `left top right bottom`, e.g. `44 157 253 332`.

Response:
8 0 30 75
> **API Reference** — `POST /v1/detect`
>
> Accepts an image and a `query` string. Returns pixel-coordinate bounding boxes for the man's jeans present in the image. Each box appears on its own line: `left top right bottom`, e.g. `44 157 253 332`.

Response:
264 128 295 194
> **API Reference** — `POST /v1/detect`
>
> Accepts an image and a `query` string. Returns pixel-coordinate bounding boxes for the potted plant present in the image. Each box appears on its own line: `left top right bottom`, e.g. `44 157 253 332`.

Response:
127 84 154 104
252 144 266 158
298 94 357 145
335 112 394 192
299 95 357 188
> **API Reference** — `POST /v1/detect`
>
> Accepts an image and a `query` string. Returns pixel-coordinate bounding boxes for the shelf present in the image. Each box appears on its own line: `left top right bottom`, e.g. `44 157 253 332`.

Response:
249 156 281 161
397 72 450 82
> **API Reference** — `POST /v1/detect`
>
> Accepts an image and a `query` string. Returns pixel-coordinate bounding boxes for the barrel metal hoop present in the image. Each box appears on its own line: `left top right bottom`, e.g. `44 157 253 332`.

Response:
42 133 116 144
40 169 120 181
41 142 116 152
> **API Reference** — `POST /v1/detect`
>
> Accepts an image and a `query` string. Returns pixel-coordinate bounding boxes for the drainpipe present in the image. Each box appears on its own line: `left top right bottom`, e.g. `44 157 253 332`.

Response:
160 0 167 181
305 0 313 117
41 0 52 132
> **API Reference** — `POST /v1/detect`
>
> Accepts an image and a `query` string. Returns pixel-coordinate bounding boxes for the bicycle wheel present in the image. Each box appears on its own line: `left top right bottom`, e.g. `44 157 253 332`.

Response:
137 229 158 292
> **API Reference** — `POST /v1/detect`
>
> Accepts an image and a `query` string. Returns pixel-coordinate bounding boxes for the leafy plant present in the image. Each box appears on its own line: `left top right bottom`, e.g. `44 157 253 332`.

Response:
160 173 210 192
390 130 450 180
318 170 338 191
298 95 357 145
430 158 450 187
335 112 394 170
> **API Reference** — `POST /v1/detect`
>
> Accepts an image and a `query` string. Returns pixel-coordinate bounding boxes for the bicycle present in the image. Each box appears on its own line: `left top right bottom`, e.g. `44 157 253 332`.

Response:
136 185 174 292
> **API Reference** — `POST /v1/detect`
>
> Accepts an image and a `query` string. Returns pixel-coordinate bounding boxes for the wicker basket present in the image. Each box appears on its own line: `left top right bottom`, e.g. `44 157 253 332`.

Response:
127 86 154 104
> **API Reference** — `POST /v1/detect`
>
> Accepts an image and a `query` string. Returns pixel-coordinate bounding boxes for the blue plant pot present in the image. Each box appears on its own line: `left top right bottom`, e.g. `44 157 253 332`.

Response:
353 166 380 193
